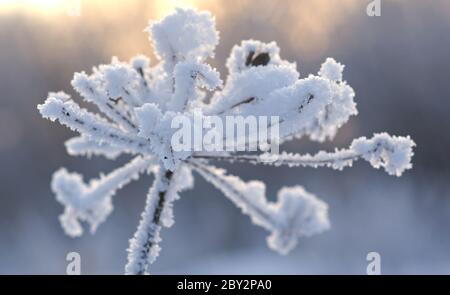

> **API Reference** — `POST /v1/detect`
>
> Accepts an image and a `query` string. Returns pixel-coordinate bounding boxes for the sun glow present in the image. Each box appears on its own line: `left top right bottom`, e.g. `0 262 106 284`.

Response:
0 0 82 14
0 0 375 61
0 0 201 16
153 0 201 18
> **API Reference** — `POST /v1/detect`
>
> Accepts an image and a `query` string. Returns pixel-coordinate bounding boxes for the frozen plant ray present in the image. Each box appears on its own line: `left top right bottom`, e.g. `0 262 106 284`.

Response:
65 135 124 159
52 156 157 237
37 7 415 274
188 160 330 254
193 133 415 177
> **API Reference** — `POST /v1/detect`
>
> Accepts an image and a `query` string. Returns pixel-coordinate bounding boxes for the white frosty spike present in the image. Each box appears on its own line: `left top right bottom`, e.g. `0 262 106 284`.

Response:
319 57 345 82
135 103 192 171
125 165 194 275
208 65 299 115
305 58 357 142
148 8 219 73
65 136 123 159
72 72 138 132
170 61 222 112
350 133 415 176
195 133 415 177
226 39 296 75
125 168 170 275
267 186 330 254
38 92 152 155
52 156 155 237
189 160 329 254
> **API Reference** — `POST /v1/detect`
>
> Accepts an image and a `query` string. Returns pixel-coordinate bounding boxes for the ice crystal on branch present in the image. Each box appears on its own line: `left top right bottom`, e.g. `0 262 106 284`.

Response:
37 8 415 274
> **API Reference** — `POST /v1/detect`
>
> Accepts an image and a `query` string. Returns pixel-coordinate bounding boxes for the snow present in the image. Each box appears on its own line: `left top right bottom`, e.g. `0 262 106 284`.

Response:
267 186 330 255
102 63 140 106
208 65 299 115
148 8 219 73
351 133 416 177
131 54 151 71
226 40 296 75
318 57 345 82
309 60 357 141
171 61 222 112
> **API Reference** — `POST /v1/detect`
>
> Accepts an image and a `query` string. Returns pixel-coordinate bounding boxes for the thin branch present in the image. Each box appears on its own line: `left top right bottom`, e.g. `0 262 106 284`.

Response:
188 159 277 230
65 135 124 159
192 150 361 169
38 94 152 156
72 72 138 132
188 159 330 255
193 132 415 177
53 156 155 237
125 168 174 275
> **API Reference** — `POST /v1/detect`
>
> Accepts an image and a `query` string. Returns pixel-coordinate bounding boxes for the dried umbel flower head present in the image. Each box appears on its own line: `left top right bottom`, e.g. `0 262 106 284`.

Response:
38 8 415 274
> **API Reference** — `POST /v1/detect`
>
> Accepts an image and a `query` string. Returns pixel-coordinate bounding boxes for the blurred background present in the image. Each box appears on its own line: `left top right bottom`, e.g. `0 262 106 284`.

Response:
1 0 450 274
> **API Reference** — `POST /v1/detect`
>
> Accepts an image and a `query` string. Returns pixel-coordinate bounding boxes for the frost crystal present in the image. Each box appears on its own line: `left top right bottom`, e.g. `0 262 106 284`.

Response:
37 8 415 274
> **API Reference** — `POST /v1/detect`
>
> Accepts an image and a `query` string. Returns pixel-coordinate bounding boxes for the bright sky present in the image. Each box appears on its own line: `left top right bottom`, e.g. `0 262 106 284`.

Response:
0 0 70 12
0 0 199 17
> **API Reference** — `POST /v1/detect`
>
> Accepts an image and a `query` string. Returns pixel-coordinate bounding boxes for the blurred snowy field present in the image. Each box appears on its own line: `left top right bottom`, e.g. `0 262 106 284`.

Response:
2 170 449 274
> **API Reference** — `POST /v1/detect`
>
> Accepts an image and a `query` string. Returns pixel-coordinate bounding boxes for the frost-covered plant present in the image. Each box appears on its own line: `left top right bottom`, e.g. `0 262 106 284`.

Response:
38 8 415 274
